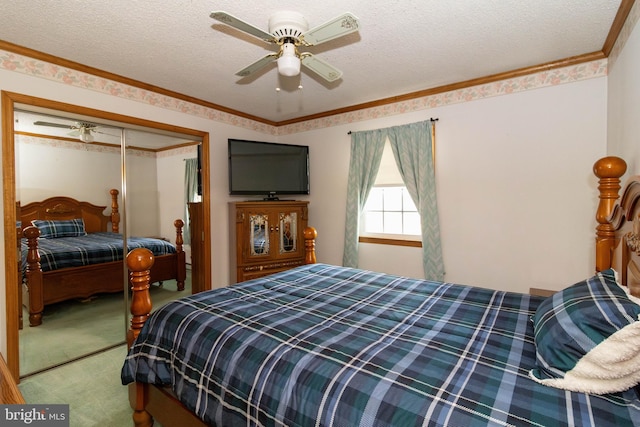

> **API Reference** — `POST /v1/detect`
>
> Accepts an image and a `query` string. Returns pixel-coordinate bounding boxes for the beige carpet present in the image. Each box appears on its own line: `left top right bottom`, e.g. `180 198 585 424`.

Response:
19 345 134 427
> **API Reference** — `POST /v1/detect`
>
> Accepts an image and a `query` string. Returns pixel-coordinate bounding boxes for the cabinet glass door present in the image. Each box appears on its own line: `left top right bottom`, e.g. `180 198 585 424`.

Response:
279 212 297 254
249 214 270 256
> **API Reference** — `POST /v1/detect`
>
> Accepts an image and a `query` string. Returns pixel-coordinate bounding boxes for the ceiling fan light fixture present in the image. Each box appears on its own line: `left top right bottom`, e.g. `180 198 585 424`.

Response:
277 55 300 77
79 127 94 143
277 42 300 77
211 10 360 82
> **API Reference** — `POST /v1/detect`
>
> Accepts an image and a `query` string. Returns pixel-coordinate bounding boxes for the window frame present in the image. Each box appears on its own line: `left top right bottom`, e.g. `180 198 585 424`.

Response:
359 235 422 247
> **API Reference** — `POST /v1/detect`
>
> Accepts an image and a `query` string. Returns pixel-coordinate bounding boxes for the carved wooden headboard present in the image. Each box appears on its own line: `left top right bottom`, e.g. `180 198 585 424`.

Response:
594 156 640 297
18 189 120 234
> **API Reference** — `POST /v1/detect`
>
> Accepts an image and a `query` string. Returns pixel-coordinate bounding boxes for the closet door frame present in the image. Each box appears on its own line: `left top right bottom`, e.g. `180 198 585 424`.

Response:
2 91 211 381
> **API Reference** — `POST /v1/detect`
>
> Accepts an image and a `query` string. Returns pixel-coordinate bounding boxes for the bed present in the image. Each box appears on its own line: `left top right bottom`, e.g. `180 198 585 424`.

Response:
121 156 640 427
20 189 187 327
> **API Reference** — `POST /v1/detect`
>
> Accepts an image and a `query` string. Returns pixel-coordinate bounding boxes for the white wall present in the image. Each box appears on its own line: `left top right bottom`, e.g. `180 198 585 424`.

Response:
156 146 198 244
607 7 640 176
124 153 160 236
16 136 121 207
280 78 607 292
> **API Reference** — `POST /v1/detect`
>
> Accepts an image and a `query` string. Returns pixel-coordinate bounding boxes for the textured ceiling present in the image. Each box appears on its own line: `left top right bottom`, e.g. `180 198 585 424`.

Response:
0 1 625 124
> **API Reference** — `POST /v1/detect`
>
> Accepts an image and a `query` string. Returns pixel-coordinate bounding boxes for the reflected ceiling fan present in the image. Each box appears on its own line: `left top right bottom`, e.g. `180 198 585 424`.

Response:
210 10 360 82
33 120 102 143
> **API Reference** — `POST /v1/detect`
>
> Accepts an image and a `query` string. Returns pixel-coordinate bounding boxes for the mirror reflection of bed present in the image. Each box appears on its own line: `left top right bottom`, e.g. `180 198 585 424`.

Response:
13 108 203 378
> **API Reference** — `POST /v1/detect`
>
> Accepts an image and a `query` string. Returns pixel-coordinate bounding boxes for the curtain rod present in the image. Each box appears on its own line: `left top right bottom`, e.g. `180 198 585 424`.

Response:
347 117 439 135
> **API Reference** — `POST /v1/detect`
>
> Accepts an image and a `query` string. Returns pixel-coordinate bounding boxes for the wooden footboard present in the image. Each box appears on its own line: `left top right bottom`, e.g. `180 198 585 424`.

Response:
124 226 318 427
22 219 186 327
148 220 186 291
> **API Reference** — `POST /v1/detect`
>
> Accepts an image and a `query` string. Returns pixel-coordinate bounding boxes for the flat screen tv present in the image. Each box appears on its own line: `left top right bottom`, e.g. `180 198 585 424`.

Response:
228 139 310 199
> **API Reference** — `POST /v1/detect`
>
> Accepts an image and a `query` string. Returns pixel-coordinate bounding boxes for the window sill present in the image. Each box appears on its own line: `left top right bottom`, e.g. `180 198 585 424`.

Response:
359 236 422 247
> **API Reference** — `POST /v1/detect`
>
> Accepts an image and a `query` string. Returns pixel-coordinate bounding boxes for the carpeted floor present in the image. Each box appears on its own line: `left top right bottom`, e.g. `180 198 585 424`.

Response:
18 345 134 427
18 273 190 426
20 276 190 376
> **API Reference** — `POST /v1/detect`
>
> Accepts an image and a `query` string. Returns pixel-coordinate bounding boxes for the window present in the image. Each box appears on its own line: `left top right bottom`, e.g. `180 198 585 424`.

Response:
360 141 421 241
362 186 420 236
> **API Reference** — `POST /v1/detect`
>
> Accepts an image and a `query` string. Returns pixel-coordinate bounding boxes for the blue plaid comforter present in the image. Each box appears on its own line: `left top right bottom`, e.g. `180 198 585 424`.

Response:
121 263 640 426
21 232 176 273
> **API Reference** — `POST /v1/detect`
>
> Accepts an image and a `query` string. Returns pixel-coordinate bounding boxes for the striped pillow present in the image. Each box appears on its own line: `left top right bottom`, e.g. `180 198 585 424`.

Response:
31 218 87 239
529 269 640 394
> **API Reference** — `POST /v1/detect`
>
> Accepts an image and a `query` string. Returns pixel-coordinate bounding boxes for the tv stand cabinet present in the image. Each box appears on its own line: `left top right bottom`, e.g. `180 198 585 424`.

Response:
229 201 309 283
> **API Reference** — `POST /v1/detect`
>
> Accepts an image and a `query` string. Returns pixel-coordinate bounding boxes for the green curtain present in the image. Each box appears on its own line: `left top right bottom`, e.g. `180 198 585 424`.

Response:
342 129 387 267
387 120 444 281
184 158 199 245
342 120 444 281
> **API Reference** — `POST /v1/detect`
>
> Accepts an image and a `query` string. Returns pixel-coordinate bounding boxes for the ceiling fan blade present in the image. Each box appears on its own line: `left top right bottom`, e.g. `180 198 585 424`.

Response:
300 12 360 46
210 11 275 42
236 53 278 77
33 121 73 129
301 54 343 82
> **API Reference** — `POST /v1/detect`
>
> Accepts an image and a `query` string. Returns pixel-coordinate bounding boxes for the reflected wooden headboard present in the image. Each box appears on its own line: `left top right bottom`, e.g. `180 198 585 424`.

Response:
594 156 640 296
19 189 120 233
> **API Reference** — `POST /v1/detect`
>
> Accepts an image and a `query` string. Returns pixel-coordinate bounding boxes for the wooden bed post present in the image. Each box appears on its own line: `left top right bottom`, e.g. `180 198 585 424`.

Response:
174 219 186 291
593 156 627 272
304 227 317 264
126 248 155 427
110 189 120 233
126 248 154 347
23 226 44 327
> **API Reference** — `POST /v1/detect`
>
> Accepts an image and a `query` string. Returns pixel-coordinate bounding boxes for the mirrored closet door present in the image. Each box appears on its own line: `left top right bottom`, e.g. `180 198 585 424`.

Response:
15 110 125 376
3 93 210 380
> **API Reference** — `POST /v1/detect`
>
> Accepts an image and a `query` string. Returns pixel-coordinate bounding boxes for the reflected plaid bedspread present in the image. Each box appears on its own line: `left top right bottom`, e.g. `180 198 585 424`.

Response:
21 232 175 272
121 263 640 426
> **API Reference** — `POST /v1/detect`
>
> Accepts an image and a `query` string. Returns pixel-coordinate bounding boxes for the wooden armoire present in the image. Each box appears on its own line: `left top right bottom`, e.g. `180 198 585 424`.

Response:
229 201 309 283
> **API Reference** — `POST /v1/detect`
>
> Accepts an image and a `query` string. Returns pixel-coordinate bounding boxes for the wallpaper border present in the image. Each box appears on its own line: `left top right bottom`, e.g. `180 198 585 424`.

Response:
15 134 196 158
0 48 611 136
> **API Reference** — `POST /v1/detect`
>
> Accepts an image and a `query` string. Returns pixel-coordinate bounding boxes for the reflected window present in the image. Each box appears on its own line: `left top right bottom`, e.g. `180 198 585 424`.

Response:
280 213 297 253
250 214 269 256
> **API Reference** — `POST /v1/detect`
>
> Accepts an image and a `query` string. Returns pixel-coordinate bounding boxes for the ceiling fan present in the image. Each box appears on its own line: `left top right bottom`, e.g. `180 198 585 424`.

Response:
210 10 360 82
33 120 101 143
